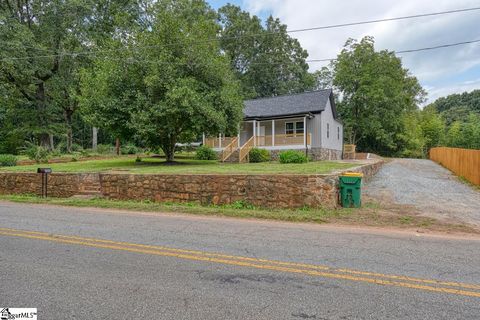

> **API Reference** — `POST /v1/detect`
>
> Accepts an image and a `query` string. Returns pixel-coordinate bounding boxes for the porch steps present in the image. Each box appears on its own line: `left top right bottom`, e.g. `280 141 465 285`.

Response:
222 148 240 163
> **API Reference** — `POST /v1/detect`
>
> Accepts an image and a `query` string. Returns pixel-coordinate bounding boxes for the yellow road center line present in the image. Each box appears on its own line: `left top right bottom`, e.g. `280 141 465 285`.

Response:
0 228 479 297
2 227 479 290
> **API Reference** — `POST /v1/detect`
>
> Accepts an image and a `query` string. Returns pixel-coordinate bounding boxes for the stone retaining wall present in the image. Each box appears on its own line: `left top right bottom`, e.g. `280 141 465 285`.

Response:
0 160 383 208
100 174 339 208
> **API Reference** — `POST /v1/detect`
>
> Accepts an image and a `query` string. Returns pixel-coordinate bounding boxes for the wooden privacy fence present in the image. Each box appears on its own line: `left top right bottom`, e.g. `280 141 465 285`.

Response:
430 147 480 185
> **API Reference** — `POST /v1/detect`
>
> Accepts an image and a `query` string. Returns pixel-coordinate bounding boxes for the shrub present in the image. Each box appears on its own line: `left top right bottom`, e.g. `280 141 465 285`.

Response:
50 148 63 157
0 154 17 167
279 150 308 164
121 143 140 155
195 146 217 160
21 143 49 163
96 144 114 154
249 148 270 163
55 141 83 154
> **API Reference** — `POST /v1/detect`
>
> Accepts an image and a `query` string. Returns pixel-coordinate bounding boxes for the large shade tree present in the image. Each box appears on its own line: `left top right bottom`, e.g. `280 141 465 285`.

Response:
81 0 243 161
218 4 314 98
332 37 426 155
0 0 144 152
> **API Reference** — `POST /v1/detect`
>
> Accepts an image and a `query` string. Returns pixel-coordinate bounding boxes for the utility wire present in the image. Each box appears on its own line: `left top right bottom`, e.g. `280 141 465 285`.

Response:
1 38 479 64
287 7 480 33
306 39 480 63
1 6 479 62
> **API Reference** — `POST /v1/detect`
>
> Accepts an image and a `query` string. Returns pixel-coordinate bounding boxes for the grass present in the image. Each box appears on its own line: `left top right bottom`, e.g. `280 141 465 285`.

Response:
0 194 477 234
0 156 357 175
458 176 480 190
0 194 351 223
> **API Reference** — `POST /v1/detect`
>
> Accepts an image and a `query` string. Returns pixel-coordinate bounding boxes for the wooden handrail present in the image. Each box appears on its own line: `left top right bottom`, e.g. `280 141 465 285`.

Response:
221 137 238 162
238 136 255 163
255 133 311 146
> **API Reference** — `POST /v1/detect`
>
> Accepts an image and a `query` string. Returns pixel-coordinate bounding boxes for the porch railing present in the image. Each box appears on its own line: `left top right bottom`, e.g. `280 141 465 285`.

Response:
255 133 311 147
221 137 238 162
205 136 236 149
238 136 254 163
206 133 311 149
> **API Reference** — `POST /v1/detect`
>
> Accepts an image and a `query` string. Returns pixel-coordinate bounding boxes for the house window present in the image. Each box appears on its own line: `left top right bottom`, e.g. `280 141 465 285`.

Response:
286 122 294 135
337 127 340 140
327 123 330 138
296 122 304 134
285 121 304 135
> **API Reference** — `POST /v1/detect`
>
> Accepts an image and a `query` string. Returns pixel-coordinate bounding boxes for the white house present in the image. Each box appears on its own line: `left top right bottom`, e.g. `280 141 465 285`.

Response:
204 89 343 162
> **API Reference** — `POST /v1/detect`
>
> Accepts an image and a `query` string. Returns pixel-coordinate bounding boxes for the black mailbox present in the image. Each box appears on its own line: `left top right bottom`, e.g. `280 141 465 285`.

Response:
37 168 52 174
37 168 52 198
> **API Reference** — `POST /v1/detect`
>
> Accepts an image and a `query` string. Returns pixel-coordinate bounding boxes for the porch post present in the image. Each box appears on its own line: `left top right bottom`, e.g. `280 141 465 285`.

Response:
272 119 275 146
237 123 241 148
303 116 307 147
253 120 256 146
257 121 261 146
219 133 222 148
202 133 205 146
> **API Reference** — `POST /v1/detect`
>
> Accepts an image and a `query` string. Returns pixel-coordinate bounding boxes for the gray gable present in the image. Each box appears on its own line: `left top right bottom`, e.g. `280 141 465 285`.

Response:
243 89 334 119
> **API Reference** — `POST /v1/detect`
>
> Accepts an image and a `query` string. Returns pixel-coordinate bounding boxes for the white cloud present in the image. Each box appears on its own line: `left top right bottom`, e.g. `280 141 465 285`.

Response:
427 78 480 102
242 0 480 102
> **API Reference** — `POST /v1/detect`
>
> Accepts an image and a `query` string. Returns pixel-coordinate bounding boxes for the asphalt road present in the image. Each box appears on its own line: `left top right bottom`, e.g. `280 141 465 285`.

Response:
1 202 480 319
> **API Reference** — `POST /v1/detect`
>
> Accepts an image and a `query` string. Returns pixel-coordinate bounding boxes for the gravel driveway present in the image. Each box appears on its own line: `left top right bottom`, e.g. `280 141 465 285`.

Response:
364 158 480 227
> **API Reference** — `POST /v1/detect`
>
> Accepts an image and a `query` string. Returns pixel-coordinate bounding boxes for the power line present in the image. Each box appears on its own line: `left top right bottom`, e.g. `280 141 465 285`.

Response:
306 39 480 63
1 6 479 62
1 38 479 65
396 39 480 53
287 7 480 33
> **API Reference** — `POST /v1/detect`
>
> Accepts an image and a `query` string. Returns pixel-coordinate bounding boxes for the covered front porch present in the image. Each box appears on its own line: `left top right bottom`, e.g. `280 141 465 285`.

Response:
205 117 312 149
204 117 312 162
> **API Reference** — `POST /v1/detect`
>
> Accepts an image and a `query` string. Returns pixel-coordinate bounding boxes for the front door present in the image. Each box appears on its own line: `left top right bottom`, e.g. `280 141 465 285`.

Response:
258 126 266 146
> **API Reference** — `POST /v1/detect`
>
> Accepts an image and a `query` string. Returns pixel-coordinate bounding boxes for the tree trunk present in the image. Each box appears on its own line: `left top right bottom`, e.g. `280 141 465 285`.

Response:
162 136 176 162
40 133 50 149
64 109 73 153
165 149 175 162
36 83 51 150
115 137 120 155
92 127 98 151
49 134 54 151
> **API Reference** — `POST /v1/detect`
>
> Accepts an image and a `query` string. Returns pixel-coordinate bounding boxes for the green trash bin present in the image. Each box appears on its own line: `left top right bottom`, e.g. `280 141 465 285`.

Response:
339 172 363 208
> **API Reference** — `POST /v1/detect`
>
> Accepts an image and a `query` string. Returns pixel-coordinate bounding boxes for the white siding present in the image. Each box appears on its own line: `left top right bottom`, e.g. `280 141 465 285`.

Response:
320 100 343 151
309 115 321 148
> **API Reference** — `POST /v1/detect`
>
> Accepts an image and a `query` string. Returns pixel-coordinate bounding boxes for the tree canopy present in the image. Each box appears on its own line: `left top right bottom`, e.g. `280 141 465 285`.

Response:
218 4 315 98
81 0 243 161
332 37 426 155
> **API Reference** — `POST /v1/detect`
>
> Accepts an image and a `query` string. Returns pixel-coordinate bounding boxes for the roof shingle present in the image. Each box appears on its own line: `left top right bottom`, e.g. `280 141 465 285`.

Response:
243 89 333 119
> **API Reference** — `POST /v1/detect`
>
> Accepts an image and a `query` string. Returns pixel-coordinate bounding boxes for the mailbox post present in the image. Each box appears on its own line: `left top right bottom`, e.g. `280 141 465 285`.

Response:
37 168 52 198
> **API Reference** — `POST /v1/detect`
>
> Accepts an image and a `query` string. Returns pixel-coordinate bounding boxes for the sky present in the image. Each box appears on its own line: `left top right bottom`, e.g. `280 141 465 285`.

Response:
208 0 480 104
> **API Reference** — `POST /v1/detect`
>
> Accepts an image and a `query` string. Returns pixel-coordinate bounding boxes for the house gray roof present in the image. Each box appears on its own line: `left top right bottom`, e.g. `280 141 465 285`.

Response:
243 89 336 120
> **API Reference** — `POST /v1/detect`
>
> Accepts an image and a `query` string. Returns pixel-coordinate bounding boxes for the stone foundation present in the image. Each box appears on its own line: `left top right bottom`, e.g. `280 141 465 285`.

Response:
308 148 342 161
269 148 342 161
0 160 382 209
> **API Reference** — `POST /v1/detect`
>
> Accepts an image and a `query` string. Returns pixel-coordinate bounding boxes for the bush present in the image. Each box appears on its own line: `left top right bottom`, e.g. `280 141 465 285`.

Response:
121 143 140 155
55 141 83 154
279 150 308 164
249 148 270 163
195 146 217 160
96 144 114 154
0 154 17 167
21 143 50 163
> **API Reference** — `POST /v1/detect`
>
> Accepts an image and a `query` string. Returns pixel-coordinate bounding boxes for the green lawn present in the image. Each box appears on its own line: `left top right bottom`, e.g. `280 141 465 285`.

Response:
0 156 358 174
